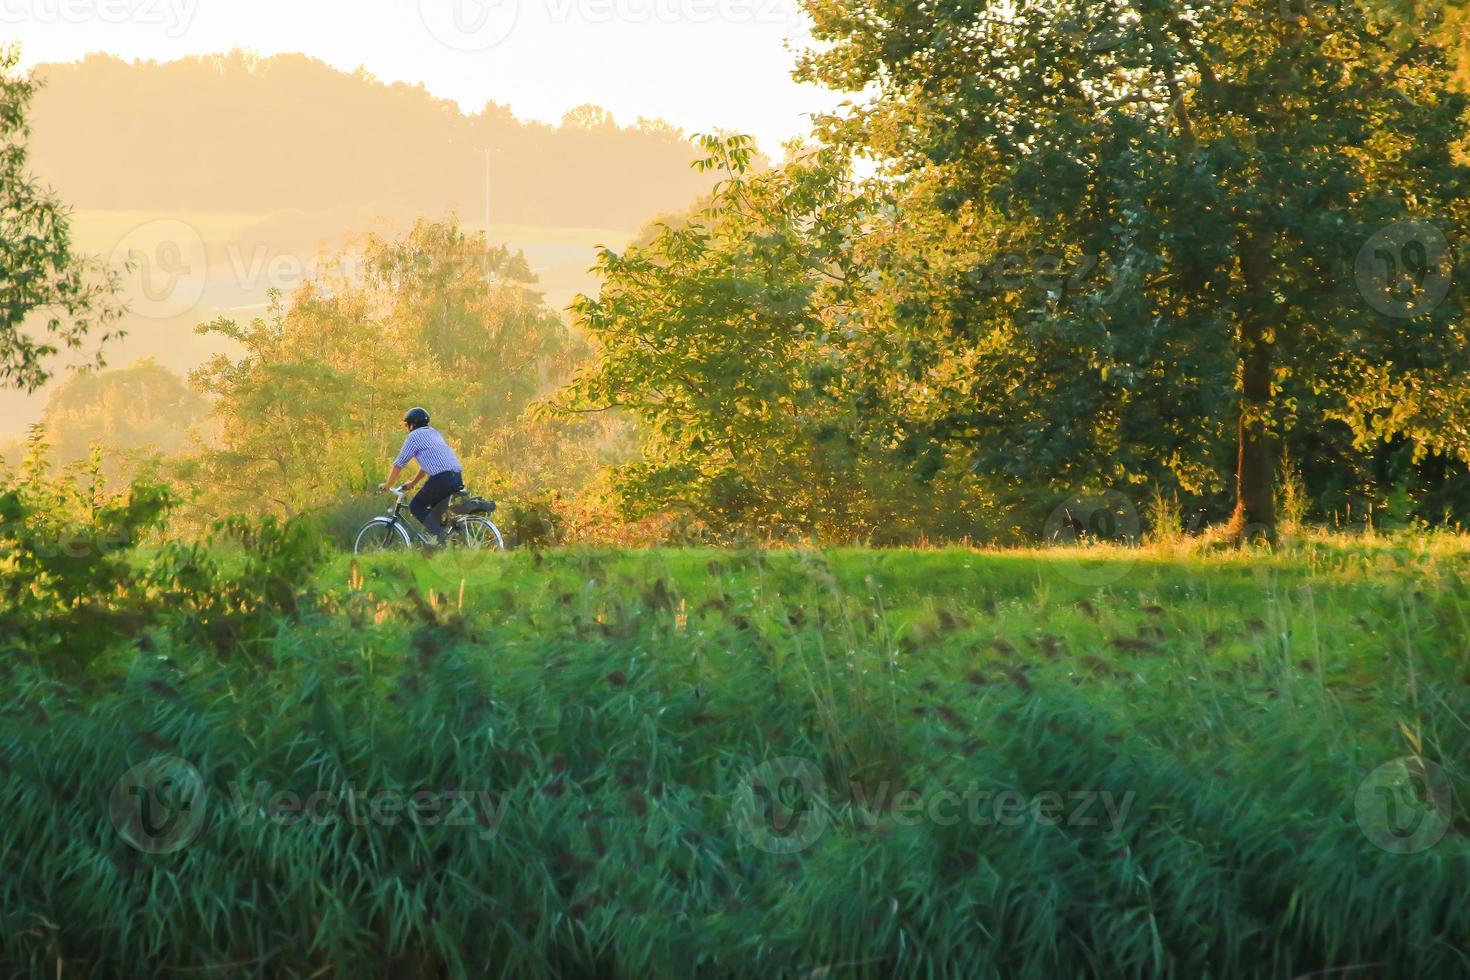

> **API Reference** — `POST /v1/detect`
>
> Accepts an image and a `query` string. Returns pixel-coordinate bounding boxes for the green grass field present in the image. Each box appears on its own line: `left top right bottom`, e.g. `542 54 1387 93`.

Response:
4 537 1468 976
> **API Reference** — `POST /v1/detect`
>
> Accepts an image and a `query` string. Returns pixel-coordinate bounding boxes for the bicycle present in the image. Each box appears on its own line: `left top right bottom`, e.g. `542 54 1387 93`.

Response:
352 487 505 554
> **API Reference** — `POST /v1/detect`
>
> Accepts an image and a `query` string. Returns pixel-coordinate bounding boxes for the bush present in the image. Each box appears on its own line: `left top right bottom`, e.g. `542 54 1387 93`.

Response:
501 489 564 548
313 493 396 550
0 479 173 668
150 515 329 661
0 433 174 669
0 431 327 669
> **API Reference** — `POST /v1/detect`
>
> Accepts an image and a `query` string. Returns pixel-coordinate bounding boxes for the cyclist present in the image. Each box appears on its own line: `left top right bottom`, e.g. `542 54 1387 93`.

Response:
379 407 464 547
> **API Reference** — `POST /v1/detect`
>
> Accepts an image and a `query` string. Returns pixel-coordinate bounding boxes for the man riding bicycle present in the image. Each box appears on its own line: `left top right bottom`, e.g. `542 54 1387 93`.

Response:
379 407 463 547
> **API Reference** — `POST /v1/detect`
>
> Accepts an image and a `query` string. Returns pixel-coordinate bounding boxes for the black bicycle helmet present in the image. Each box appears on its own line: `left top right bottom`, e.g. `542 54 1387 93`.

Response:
404 407 431 429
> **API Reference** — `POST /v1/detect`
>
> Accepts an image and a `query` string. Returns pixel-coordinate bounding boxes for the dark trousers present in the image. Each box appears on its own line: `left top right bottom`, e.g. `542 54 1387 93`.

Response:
410 470 464 544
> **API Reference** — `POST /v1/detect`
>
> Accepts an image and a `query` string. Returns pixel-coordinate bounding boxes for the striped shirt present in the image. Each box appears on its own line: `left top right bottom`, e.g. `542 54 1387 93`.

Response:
393 426 463 476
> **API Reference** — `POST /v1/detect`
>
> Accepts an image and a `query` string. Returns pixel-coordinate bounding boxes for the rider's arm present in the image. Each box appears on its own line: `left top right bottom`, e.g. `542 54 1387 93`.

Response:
381 431 421 490
379 465 427 493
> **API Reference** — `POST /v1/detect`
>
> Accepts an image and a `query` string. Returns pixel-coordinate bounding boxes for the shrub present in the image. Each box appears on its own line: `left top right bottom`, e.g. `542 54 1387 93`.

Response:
0 433 175 669
501 489 564 548
313 493 395 550
150 515 329 661
0 431 327 669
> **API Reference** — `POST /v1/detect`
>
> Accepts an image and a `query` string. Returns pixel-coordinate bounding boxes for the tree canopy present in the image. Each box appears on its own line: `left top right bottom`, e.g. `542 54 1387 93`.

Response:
563 1 1470 540
40 357 207 473
184 219 599 520
0 45 122 393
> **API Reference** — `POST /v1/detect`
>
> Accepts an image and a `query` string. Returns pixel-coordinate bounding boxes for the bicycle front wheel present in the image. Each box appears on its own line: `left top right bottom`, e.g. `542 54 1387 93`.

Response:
354 519 413 554
454 517 505 552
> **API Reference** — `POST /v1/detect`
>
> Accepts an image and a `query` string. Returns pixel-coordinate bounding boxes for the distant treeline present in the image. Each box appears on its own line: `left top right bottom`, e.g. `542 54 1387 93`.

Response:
29 51 724 229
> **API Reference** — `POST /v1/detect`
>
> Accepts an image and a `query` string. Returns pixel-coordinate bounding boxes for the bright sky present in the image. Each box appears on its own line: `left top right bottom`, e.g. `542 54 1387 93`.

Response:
6 0 837 154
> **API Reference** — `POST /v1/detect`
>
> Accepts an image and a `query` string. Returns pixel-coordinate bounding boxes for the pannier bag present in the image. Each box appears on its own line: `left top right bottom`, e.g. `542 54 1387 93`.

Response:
449 495 497 516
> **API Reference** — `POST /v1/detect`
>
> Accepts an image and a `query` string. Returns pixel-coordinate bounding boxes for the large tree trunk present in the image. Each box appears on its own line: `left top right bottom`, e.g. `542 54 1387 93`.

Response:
1230 227 1277 540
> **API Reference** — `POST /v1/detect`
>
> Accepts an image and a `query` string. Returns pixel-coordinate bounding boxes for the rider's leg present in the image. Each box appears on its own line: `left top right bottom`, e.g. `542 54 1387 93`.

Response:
410 470 463 546
426 497 453 542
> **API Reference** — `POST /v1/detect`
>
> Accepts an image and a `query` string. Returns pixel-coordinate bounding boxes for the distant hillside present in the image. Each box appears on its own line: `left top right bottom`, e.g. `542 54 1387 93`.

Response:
28 51 724 230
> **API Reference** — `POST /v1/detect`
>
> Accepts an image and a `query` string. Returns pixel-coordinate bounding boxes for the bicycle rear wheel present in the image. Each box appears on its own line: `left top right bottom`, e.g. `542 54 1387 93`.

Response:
453 517 505 551
354 519 413 554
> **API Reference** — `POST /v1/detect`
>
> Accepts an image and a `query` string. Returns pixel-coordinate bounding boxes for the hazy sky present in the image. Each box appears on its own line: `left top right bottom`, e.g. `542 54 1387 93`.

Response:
7 0 836 154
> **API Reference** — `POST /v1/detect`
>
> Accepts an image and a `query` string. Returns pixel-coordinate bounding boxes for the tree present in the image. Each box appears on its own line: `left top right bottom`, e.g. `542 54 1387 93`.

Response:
562 104 617 130
40 357 208 473
187 219 582 519
558 136 1013 541
799 0 1470 537
0 45 122 392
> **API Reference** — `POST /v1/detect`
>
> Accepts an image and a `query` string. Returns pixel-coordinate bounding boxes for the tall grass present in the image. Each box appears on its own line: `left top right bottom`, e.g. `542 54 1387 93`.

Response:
2 541 1468 976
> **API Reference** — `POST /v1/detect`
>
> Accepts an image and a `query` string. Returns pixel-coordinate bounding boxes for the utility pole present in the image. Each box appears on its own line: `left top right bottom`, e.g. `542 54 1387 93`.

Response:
482 148 497 237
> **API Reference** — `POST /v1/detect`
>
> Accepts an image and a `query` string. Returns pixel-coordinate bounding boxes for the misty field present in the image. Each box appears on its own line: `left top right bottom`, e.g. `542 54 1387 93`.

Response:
3 539 1466 976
